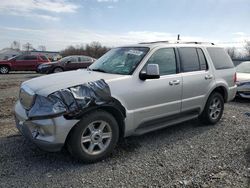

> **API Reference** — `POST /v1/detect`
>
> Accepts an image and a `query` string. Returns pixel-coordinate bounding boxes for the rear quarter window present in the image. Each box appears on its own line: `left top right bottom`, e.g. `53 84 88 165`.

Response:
207 47 234 69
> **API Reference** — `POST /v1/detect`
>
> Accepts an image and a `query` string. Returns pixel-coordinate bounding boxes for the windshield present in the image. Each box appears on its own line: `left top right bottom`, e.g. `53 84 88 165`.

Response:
58 56 72 63
89 47 149 75
236 61 250 73
8 55 19 60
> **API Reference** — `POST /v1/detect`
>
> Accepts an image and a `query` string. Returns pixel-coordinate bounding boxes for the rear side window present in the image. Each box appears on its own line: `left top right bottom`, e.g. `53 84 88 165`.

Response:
207 47 234 69
178 48 200 72
145 48 177 75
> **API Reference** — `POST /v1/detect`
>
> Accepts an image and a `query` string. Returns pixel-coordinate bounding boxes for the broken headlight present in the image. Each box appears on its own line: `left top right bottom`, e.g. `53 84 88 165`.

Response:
27 95 67 120
19 85 36 110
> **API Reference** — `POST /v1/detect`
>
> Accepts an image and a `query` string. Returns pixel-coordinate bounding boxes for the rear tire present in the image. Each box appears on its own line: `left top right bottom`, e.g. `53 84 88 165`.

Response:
0 66 10 74
199 92 224 125
67 110 119 163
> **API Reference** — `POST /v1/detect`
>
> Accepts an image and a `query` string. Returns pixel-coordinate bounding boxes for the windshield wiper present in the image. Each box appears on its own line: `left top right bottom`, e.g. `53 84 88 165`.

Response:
91 68 107 73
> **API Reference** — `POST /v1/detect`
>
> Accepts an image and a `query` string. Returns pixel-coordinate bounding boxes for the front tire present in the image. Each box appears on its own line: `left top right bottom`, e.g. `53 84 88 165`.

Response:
199 92 224 125
0 66 10 74
53 67 63 73
67 110 119 163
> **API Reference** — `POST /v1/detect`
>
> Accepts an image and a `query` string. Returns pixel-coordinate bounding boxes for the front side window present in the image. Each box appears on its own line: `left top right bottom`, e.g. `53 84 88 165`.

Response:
179 48 200 72
144 48 177 75
23 56 37 60
79 56 92 62
89 47 149 75
69 57 78 63
15 55 25 61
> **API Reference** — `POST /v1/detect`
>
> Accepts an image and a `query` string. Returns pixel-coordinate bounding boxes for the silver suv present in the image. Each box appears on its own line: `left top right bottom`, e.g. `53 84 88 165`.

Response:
14 42 237 162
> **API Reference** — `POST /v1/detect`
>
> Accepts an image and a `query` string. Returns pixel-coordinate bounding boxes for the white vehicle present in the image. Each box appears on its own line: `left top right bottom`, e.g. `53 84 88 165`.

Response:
236 61 250 99
15 42 237 162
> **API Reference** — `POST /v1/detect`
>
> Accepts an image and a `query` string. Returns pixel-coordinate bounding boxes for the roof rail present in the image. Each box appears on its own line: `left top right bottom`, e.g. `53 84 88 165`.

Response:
138 41 215 45
180 41 215 45
138 41 170 44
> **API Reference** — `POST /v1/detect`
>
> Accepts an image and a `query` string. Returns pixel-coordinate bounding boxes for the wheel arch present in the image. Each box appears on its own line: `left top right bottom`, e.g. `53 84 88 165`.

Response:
0 64 11 71
64 98 126 146
53 66 64 72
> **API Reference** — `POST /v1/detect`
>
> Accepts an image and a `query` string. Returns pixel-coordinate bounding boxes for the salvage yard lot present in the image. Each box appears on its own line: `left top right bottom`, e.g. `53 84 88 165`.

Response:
0 72 249 188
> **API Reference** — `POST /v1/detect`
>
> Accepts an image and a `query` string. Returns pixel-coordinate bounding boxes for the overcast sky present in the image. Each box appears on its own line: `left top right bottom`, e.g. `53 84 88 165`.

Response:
0 0 249 51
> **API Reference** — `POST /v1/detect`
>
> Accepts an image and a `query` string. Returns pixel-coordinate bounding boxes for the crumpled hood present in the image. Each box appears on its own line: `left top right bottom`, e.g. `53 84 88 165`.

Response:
237 73 250 83
22 69 128 96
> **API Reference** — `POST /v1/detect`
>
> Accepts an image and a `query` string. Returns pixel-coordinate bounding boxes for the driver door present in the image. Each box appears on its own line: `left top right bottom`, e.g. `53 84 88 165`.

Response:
130 48 182 127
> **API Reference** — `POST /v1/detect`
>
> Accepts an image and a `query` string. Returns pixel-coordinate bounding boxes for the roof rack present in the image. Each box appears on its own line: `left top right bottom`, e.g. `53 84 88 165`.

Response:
139 41 215 45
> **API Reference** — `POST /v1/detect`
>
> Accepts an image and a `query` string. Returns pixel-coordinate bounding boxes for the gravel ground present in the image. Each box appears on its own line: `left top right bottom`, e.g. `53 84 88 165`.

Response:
0 72 249 188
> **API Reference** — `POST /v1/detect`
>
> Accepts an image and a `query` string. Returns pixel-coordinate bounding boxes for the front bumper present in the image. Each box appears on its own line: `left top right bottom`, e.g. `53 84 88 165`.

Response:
14 101 79 152
37 66 52 74
237 82 250 99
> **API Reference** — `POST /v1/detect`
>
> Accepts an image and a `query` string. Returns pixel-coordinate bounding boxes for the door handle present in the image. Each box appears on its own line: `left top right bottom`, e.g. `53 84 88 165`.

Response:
169 80 180 86
205 75 213 80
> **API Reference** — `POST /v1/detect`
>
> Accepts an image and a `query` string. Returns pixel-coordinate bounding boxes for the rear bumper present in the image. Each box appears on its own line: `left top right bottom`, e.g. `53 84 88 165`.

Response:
14 101 78 152
227 85 237 101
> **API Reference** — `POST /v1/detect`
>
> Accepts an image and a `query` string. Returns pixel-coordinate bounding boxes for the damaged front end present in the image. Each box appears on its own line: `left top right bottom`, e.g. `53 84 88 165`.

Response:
22 79 121 120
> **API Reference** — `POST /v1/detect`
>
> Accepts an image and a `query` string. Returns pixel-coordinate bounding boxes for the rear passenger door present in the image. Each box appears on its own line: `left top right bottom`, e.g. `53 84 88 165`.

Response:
178 47 214 112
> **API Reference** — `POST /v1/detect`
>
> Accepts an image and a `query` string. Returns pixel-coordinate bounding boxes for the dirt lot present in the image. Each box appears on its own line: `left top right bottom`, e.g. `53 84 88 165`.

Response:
0 72 249 188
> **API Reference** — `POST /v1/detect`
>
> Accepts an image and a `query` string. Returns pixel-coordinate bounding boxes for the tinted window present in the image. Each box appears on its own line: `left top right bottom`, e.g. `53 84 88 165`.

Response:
145 48 176 75
179 48 200 72
197 48 208 70
69 57 77 63
15 55 25 60
207 47 234 69
25 56 37 60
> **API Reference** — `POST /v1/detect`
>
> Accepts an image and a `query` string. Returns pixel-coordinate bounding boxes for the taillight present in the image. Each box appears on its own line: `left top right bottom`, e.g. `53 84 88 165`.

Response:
233 72 237 84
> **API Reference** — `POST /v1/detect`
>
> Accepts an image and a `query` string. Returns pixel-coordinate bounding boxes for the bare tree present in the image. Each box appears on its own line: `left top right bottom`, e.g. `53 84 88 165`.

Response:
245 41 250 57
38 45 46 51
11 41 21 50
22 42 34 52
225 47 237 59
60 42 110 58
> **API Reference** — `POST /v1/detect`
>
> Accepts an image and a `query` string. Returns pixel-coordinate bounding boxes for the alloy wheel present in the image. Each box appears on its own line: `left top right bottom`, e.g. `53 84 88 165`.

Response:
81 120 112 155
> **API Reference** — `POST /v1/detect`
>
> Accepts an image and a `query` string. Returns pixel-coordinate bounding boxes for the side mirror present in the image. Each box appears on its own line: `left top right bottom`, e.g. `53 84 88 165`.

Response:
66 60 71 64
139 64 160 80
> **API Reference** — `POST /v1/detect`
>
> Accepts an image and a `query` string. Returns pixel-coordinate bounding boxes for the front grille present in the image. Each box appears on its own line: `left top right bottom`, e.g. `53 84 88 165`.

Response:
19 86 35 110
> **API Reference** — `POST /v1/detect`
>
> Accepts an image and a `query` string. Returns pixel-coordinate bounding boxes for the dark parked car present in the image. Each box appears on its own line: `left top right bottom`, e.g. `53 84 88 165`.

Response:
0 54 50 74
37 55 96 74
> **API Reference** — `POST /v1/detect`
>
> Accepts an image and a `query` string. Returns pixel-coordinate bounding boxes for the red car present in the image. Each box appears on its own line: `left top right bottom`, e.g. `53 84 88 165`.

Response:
0 54 50 74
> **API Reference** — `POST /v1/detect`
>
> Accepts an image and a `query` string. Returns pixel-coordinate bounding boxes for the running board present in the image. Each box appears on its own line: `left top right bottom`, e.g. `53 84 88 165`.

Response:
134 108 200 135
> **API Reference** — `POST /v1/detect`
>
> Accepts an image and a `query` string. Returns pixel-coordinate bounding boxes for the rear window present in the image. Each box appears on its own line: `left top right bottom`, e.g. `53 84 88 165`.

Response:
207 47 234 69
